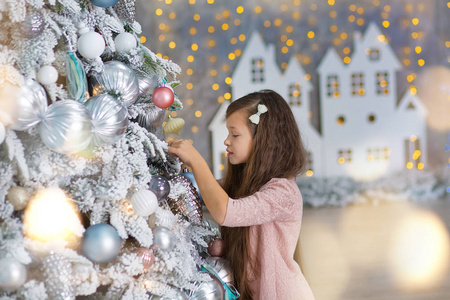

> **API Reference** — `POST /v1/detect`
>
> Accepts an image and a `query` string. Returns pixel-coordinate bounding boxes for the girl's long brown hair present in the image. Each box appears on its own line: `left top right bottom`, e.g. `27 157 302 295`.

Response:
221 90 308 299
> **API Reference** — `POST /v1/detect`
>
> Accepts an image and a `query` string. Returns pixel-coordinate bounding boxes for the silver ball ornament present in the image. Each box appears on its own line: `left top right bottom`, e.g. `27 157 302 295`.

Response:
148 175 170 201
205 257 234 286
6 186 30 211
0 257 27 292
130 189 158 217
84 94 129 147
20 12 45 38
152 226 176 251
90 61 139 107
82 223 122 263
39 100 93 154
137 74 158 98
11 78 48 131
191 275 225 300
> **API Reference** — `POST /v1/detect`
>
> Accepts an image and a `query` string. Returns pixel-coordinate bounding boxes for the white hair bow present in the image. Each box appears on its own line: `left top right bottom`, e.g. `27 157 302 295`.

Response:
249 104 268 125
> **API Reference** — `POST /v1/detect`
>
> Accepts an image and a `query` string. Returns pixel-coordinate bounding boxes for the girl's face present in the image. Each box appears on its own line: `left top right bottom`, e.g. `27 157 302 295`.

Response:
224 110 254 165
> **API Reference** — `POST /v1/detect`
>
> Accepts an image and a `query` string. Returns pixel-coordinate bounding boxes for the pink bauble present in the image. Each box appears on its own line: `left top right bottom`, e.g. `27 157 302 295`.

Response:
208 238 226 257
152 86 174 109
135 247 155 270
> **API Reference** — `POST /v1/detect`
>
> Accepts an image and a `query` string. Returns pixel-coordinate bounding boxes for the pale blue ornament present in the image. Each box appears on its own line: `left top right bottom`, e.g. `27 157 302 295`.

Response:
89 0 119 8
82 223 122 263
39 100 93 154
84 94 129 147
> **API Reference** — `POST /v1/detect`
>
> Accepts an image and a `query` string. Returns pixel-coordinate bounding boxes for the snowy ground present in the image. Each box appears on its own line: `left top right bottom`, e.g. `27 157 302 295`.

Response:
299 200 450 300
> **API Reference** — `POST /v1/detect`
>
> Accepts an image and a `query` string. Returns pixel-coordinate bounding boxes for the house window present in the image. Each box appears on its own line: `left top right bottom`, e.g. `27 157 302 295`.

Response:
337 115 345 125
338 149 352 164
376 72 389 95
251 58 264 83
366 48 380 61
288 83 302 106
327 75 340 98
405 136 423 169
368 114 376 123
367 147 390 161
351 73 365 96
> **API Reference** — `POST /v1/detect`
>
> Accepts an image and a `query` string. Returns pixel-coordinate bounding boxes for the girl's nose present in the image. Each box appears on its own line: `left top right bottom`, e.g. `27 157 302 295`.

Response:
224 137 230 146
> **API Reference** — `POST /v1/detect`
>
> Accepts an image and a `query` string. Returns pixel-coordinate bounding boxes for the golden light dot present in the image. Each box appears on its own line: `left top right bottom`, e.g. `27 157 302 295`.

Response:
140 36 146 43
303 56 311 64
383 20 390 28
405 4 413 12
215 13 222 21
348 15 355 22
239 34 246 41
333 91 340 98
264 20 271 27
222 23 229 30
340 32 348 39
406 74 414 82
235 49 242 56
236 6 244 14
208 26 215 33
186 83 193 90
210 55 217 63
343 47 350 55
219 164 225 171
404 47 411 54
343 56 351 64
230 37 237 44
191 44 198 51
415 46 422 54
378 35 386 42
406 162 414 169
255 6 262 14
412 32 419 39
274 18 282 26
357 7 364 14
165 0 172 4
208 39 216 47
281 62 287 70
329 11 337 18
306 170 314 177
186 98 194 105
190 27 197 35
294 0 300 6
187 55 194 62
210 69 217 76
191 126 198 133
417 162 424 170
368 155 374 161
281 46 289 54
156 53 162 58
224 92 231 100
445 41 450 48
359 88 365 95
155 8 163 16
169 12 176 19
222 64 230 72
381 12 388 19
418 59 425 66
168 41 176 49
357 18 364 26
380 80 387 88
225 77 232 84
328 0 335 5
223 10 230 18
212 83 219 90
349 4 356 11
333 38 341 46
338 157 345 164
404 59 411 66
159 23 166 30
412 18 419 25
234 19 241 26
330 25 338 32
195 111 202 117
413 150 421 160
193 14 200 21
281 35 288 42
307 31 315 39
186 69 193 76
286 39 294 47
286 25 293 33
189 0 195 3
304 74 311 81
228 53 236 60
410 86 417 95
373 0 380 6
292 12 300 19
207 0 214 4
384 5 391 12
217 96 224 103
310 4 318 11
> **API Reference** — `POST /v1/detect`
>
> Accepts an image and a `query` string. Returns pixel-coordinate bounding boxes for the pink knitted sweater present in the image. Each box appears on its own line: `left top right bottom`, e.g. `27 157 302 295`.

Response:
221 178 315 300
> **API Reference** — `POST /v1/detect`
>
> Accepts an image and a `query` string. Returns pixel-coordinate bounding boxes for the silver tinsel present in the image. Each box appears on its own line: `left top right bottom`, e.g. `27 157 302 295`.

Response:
167 175 202 225
113 0 136 23
42 253 75 300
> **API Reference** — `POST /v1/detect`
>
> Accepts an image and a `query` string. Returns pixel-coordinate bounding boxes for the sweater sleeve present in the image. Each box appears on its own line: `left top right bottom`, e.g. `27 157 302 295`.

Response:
221 178 301 227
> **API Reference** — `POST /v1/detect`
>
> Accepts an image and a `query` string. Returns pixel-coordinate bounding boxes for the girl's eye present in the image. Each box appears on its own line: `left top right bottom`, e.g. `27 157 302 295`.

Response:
232 134 238 138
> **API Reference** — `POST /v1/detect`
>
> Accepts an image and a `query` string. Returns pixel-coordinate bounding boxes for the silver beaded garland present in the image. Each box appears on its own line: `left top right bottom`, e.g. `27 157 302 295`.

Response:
42 253 74 300
113 0 136 23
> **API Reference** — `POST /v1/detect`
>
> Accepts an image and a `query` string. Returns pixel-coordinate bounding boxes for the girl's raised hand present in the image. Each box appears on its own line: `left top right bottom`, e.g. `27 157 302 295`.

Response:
167 139 203 169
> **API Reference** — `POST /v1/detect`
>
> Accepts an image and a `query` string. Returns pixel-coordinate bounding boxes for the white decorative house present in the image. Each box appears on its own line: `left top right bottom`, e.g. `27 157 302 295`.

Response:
209 23 428 181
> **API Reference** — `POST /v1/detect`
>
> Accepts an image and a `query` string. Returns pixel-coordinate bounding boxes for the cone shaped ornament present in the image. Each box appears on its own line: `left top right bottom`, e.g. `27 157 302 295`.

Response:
167 175 202 225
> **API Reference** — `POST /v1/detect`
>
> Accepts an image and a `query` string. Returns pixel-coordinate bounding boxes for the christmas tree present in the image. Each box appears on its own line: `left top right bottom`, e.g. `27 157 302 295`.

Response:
0 0 235 298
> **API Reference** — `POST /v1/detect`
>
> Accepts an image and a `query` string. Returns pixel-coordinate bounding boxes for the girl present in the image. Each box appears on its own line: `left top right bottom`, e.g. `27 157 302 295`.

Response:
168 90 315 300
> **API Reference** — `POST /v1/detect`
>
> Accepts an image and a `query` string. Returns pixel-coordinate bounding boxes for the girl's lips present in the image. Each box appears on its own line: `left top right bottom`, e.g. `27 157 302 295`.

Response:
226 150 233 156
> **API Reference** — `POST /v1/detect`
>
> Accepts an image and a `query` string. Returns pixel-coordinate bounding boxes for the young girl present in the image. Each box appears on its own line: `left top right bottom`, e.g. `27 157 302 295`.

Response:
168 90 315 300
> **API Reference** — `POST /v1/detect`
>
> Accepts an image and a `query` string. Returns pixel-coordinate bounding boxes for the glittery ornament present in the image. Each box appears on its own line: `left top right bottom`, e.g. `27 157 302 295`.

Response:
0 257 27 292
20 12 45 38
163 115 185 135
167 174 202 225
148 175 171 201
134 247 155 270
42 253 74 300
6 186 30 211
113 0 136 23
90 61 139 107
152 226 176 251
190 275 225 300
180 168 202 202
205 257 234 286
152 86 174 109
207 238 226 257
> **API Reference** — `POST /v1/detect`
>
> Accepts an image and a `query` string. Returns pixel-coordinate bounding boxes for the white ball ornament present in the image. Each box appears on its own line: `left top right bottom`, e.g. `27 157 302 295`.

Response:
77 31 105 59
131 189 158 217
0 257 27 292
6 186 30 211
114 32 137 53
37 65 58 85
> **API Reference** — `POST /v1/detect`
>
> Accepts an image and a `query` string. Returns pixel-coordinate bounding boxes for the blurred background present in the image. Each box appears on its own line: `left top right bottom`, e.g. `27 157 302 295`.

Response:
136 0 450 299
